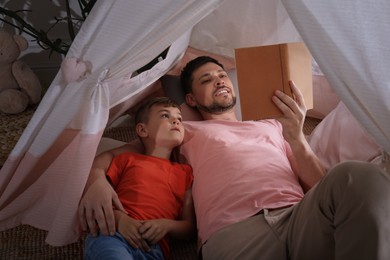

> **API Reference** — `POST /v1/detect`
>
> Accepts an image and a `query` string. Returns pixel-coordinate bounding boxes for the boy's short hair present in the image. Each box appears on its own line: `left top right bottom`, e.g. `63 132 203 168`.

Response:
134 96 181 125
180 56 224 95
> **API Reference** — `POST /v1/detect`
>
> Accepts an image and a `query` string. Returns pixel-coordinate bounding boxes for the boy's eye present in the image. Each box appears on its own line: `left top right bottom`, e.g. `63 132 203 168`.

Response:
201 79 211 84
161 113 169 118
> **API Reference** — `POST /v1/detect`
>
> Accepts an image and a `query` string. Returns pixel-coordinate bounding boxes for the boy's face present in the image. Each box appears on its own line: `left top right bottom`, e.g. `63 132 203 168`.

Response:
141 104 184 148
185 62 236 114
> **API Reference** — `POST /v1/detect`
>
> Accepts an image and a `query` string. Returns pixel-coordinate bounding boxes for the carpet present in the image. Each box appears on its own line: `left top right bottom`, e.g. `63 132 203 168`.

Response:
0 106 37 168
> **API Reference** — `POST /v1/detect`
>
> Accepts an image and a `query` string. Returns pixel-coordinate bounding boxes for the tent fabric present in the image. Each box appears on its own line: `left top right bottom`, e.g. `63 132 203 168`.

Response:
282 0 390 153
0 0 389 246
0 0 227 245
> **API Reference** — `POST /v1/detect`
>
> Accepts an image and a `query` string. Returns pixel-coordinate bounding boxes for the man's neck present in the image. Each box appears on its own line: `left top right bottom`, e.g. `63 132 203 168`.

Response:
200 110 238 121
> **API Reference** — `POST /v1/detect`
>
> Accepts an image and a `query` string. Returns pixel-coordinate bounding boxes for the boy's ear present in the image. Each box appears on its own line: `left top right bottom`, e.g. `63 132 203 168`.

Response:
185 93 197 108
135 123 148 138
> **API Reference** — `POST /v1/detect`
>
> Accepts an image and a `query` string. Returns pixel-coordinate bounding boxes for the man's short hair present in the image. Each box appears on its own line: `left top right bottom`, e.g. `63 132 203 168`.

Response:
180 56 224 94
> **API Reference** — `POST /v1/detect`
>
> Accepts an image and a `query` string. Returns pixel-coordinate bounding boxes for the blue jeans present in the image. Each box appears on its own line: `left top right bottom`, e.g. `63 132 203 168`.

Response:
84 232 164 260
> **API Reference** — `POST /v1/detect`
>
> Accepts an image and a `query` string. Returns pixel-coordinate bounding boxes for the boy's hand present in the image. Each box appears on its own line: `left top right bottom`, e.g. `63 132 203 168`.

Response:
139 219 170 244
116 212 151 252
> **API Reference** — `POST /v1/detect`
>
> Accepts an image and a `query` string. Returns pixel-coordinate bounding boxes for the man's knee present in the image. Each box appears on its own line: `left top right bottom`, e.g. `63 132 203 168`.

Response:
325 160 390 204
327 160 387 183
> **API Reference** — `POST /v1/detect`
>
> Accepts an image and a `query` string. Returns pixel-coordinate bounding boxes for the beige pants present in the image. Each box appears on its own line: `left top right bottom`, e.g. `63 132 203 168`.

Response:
202 161 390 260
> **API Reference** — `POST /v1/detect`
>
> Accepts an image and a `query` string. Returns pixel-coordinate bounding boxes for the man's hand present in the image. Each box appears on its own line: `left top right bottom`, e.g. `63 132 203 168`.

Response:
272 80 306 143
78 176 125 236
78 145 135 237
116 211 151 252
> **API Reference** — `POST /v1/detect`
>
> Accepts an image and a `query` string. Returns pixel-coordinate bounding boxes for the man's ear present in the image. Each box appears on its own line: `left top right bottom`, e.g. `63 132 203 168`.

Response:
185 93 197 108
135 123 148 138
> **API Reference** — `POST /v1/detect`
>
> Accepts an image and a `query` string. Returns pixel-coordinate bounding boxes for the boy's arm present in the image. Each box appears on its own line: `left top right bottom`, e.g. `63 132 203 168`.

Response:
79 141 143 236
138 188 196 244
168 187 196 239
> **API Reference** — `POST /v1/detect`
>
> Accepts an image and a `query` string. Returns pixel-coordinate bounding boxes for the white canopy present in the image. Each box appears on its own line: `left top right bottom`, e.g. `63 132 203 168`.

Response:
0 0 388 245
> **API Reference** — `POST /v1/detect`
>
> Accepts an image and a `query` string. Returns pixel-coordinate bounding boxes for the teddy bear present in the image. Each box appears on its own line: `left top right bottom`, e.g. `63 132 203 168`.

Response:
0 28 42 114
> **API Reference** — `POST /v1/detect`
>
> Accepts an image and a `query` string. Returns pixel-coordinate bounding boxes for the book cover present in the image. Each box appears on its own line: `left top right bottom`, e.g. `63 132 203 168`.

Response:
234 42 313 120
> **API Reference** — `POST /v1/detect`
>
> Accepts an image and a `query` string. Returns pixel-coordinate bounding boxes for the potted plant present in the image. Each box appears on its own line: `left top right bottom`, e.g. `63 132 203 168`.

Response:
0 0 96 56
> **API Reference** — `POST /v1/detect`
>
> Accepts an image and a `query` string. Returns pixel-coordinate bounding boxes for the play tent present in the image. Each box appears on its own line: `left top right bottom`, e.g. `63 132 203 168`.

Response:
0 0 389 246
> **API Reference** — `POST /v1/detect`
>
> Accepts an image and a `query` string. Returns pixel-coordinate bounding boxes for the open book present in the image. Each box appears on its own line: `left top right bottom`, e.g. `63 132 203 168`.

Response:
235 42 313 120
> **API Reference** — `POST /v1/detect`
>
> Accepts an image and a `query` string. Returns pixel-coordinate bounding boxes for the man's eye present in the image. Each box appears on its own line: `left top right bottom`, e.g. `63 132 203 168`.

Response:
201 79 211 84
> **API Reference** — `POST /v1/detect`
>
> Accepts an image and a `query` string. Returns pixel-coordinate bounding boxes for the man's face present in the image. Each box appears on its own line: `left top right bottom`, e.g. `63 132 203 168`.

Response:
186 62 236 114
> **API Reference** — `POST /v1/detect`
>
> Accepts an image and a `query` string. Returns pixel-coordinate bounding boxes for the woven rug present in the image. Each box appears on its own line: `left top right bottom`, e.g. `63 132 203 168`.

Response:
0 225 197 260
0 106 38 168
0 225 84 260
0 107 321 259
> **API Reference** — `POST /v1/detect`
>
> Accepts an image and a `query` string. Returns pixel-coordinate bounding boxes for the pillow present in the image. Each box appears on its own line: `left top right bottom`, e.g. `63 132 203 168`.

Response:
160 75 203 121
306 59 340 119
96 137 127 156
307 102 381 170
306 74 340 119
160 74 185 105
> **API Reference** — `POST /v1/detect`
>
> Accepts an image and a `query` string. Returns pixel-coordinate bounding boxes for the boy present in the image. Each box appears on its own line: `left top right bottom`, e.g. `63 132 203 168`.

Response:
84 97 195 260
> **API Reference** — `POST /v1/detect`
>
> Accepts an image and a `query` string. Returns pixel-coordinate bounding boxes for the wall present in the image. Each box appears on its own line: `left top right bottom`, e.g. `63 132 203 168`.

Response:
1 0 82 87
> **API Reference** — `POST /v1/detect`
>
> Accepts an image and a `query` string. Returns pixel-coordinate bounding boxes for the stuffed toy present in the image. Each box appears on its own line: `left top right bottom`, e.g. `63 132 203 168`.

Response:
0 28 42 114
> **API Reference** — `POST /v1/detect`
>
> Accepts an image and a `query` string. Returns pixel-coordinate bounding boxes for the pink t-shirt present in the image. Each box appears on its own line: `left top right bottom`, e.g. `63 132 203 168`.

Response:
181 119 304 245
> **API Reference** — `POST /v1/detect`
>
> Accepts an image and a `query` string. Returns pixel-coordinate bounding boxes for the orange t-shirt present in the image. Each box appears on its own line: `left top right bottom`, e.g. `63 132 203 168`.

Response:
107 152 193 258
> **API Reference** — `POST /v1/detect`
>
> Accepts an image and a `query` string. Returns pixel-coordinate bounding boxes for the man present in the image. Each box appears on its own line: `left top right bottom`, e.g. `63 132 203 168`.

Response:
79 56 390 259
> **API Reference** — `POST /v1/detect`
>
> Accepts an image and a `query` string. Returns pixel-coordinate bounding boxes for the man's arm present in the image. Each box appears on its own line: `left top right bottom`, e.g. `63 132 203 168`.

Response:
79 141 143 236
273 81 326 192
287 135 325 192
